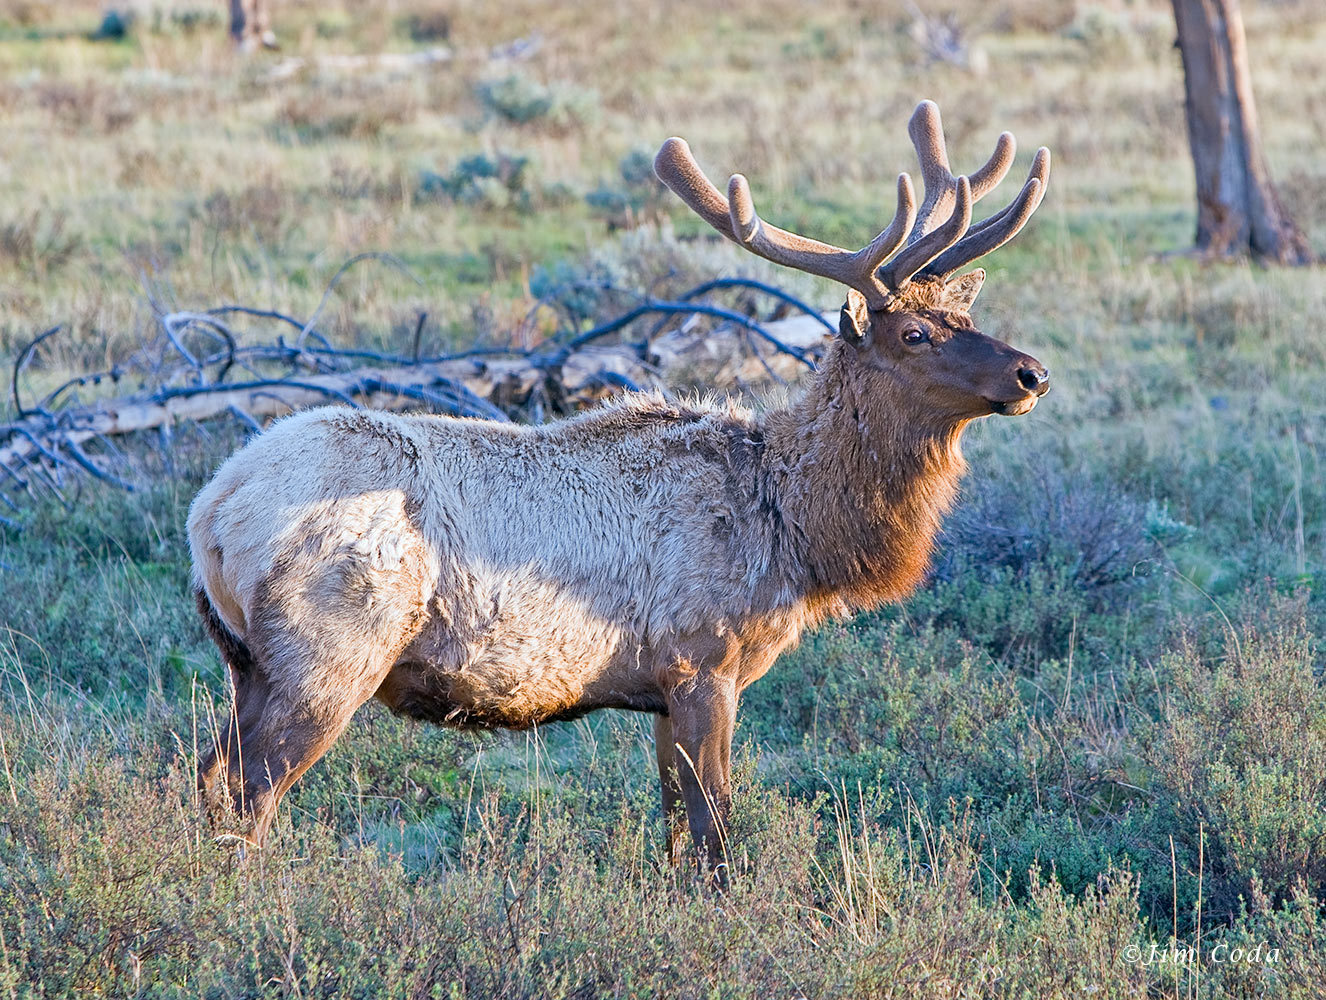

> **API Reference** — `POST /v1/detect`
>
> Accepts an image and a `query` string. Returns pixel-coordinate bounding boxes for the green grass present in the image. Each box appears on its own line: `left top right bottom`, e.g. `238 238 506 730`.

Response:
3 0 1326 996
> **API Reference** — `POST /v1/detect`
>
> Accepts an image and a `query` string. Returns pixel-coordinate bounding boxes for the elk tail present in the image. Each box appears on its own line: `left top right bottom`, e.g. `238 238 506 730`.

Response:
194 587 256 676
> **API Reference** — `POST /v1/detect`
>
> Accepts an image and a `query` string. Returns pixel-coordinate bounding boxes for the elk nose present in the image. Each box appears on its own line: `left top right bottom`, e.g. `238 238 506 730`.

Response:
1017 363 1050 395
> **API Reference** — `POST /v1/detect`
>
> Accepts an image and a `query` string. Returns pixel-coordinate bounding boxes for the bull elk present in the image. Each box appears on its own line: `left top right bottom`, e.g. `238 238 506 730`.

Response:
189 101 1051 873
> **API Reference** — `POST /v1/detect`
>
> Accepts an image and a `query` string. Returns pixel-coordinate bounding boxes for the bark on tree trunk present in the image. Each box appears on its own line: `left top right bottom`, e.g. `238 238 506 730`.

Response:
1171 0 1309 263
230 0 276 51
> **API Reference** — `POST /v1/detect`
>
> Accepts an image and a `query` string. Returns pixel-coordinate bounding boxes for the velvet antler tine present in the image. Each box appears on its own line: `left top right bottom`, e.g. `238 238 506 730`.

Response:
923 147 1050 280
881 176 972 289
963 147 1049 236
656 108 1045 307
730 179 867 268
1027 145 1052 194
861 173 917 274
658 137 899 307
654 137 739 240
727 174 759 243
949 154 1046 245
954 147 1049 245
967 132 1016 200
907 100 958 239
907 106 1021 243
908 100 951 169
657 141 855 264
924 179 1042 279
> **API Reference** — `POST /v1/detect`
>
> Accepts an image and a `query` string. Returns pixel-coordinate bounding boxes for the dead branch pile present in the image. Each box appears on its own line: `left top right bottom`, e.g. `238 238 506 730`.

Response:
0 273 833 523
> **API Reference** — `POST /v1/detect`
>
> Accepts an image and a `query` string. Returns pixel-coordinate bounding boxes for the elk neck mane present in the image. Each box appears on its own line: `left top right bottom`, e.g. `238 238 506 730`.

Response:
758 336 969 619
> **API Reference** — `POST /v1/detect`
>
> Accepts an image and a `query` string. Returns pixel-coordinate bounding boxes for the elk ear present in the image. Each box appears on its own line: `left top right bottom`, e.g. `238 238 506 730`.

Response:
838 288 872 347
943 268 985 311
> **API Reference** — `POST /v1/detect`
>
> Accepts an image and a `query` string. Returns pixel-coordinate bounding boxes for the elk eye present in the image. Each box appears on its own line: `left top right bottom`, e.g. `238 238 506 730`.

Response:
902 327 929 345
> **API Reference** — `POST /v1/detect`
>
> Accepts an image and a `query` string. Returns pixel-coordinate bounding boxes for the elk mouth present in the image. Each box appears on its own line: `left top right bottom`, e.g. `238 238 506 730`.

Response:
988 394 1040 416
988 364 1049 415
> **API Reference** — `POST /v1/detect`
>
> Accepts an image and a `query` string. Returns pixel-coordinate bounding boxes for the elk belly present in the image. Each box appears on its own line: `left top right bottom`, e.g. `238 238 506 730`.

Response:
380 565 651 730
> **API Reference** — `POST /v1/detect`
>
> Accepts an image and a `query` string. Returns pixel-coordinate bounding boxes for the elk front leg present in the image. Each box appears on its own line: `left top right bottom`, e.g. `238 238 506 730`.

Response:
665 674 737 879
653 714 686 864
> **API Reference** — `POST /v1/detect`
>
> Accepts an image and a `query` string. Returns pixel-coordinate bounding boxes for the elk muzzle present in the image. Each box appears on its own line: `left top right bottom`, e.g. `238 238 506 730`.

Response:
990 355 1049 415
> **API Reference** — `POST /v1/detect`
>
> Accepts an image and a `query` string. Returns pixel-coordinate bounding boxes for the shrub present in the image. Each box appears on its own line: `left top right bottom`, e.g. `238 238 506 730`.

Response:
0 699 1165 999
420 152 536 210
475 73 597 131
272 88 418 143
34 80 138 134
585 148 669 226
198 183 297 244
1135 593 1326 924
911 458 1169 669
400 11 451 43
0 208 79 277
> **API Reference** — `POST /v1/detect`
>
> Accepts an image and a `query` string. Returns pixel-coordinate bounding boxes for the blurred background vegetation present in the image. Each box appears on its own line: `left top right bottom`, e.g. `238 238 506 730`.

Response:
2 0 1326 996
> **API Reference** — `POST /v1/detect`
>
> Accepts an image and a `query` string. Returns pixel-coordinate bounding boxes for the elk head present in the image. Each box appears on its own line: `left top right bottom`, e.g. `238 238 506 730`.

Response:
654 101 1051 424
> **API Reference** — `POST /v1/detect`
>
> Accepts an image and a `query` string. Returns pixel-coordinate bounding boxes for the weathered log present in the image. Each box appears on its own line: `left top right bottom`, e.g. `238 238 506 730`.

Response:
0 311 832 486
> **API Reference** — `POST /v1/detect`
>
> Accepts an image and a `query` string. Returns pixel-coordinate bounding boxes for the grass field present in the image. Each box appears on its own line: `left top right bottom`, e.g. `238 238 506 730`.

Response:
3 0 1326 996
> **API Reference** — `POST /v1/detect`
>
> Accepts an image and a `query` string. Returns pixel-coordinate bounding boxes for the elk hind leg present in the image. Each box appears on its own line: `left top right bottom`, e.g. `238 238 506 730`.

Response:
198 663 274 820
232 690 367 846
200 650 391 846
653 714 687 865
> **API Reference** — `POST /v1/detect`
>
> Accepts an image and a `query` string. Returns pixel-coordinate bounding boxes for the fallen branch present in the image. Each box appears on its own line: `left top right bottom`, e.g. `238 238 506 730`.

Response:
1 281 833 511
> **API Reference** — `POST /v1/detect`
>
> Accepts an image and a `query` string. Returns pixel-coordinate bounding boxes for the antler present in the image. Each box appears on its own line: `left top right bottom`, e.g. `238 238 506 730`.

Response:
655 101 1050 307
655 137 915 309
881 101 1050 287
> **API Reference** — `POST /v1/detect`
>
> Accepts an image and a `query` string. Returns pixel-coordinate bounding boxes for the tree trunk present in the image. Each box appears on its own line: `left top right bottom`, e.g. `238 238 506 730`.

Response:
1171 0 1309 263
230 0 276 50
